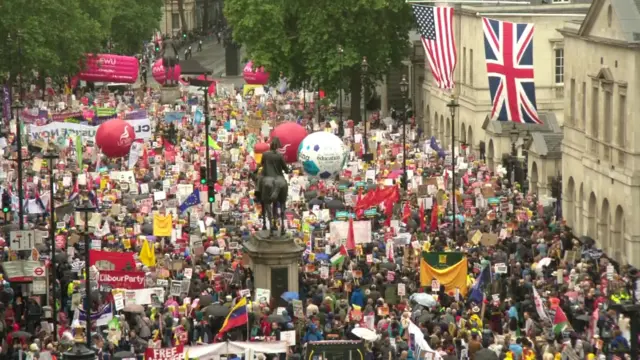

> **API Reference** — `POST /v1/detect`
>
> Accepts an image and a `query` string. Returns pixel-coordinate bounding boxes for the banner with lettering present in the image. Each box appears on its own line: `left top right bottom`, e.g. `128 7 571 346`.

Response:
30 118 151 142
145 345 184 360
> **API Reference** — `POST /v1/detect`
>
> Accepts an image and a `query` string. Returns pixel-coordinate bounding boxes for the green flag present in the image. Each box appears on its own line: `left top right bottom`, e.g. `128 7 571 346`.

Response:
76 135 83 169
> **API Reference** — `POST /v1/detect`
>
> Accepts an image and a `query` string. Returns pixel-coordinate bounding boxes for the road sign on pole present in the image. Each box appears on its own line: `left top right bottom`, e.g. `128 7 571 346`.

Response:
33 266 46 277
10 230 36 251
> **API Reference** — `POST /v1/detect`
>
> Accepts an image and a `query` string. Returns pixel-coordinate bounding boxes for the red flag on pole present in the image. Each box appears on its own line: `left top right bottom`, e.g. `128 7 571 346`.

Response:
402 202 412 225
346 217 356 251
430 202 439 232
420 202 426 232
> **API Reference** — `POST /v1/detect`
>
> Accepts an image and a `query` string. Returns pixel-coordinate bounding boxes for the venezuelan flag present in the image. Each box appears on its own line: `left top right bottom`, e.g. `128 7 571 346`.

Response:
218 297 248 336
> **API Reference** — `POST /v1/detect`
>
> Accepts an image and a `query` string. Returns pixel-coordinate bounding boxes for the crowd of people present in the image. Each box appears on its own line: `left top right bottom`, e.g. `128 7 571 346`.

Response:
0 68 637 360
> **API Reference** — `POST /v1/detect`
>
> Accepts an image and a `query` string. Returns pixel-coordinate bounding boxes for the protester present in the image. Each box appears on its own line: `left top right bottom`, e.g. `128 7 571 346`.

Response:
0 62 637 360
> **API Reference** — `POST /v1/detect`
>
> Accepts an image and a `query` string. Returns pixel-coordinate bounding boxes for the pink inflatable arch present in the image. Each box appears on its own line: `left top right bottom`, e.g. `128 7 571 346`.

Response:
243 61 270 85
152 59 182 85
78 54 139 83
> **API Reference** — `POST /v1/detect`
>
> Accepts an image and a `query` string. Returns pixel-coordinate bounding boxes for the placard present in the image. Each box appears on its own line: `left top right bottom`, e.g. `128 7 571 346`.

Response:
494 263 508 274
170 280 182 296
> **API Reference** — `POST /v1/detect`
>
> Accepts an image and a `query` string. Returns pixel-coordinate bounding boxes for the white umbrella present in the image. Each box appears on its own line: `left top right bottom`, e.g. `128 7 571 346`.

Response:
351 326 378 341
410 293 437 307
206 246 220 255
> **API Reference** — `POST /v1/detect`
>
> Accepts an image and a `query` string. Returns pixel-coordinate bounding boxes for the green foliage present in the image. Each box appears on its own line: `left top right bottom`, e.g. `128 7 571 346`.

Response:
111 0 164 54
0 0 104 76
224 0 412 96
0 0 163 77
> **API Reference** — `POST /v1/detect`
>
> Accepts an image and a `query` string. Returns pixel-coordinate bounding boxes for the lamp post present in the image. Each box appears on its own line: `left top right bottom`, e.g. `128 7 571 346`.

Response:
43 150 59 340
75 201 95 345
203 83 214 215
509 124 519 186
338 46 344 125
446 97 459 241
522 130 532 194
361 57 369 154
399 75 409 191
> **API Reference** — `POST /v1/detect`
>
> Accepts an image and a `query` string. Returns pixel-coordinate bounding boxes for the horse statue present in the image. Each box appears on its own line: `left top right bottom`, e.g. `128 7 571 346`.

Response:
250 137 290 235
161 37 179 86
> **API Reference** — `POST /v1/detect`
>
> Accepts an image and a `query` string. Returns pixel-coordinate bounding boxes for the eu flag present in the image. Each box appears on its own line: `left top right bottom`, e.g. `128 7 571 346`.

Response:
179 189 201 213
469 263 492 303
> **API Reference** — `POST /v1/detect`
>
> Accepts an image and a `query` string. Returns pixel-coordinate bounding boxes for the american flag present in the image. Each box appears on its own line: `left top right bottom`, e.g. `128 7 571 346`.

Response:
412 5 457 89
482 18 542 124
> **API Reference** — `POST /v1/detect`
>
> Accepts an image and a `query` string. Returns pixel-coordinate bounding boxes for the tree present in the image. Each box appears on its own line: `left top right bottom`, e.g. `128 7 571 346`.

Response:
0 0 104 77
224 0 412 120
110 0 164 54
0 0 163 79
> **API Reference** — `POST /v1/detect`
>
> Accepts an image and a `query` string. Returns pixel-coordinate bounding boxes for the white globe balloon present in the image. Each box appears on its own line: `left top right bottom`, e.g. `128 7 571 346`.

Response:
298 132 348 179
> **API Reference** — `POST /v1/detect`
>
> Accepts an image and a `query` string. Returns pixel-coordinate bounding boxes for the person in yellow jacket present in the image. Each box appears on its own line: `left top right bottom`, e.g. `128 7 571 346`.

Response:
611 288 631 303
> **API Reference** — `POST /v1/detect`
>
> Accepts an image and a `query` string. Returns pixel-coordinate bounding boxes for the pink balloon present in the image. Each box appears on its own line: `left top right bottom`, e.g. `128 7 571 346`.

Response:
270 122 307 163
243 61 270 85
152 59 182 85
78 54 139 84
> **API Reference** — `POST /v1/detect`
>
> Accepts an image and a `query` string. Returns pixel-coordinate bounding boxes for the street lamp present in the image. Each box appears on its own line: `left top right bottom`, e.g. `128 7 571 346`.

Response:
338 46 344 125
446 97 459 241
361 57 369 154
508 124 521 186
75 200 95 345
43 150 59 340
399 75 409 191
11 99 30 230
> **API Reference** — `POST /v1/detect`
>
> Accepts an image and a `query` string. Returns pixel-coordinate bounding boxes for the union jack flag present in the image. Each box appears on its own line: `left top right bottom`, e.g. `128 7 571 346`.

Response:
482 18 542 124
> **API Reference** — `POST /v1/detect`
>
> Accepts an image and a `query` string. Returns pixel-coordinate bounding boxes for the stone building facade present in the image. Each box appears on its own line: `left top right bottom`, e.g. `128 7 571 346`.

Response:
559 0 640 266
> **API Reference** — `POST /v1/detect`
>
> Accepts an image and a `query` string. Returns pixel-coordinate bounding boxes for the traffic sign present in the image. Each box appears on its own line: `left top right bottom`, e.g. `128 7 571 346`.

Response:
33 266 45 277
10 230 36 251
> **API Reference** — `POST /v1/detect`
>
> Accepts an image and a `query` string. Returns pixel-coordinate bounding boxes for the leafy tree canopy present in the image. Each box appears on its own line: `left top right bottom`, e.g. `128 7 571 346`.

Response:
224 0 412 96
0 0 162 77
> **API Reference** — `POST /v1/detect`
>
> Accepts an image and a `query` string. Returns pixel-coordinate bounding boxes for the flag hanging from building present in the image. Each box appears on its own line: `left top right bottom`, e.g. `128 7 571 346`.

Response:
482 18 542 124
412 5 457 89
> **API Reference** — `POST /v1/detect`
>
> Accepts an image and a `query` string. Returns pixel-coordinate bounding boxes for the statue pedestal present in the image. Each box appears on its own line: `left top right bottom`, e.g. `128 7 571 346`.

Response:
160 86 181 104
244 230 304 306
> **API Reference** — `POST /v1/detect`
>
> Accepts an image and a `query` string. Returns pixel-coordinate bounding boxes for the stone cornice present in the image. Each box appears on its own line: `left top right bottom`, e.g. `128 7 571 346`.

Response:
558 28 640 48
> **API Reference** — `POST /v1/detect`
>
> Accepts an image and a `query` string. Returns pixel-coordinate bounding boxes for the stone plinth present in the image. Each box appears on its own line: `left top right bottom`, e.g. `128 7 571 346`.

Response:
243 230 304 305
160 86 181 104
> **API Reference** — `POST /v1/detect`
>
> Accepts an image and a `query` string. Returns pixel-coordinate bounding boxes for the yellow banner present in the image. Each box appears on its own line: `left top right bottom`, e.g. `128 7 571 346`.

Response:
420 257 469 296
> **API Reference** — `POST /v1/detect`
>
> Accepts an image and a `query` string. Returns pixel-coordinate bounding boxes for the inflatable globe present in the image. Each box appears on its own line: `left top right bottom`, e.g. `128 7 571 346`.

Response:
298 132 348 179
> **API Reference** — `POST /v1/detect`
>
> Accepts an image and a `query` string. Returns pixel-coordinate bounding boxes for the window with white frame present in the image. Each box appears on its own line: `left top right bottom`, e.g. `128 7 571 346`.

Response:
554 48 564 84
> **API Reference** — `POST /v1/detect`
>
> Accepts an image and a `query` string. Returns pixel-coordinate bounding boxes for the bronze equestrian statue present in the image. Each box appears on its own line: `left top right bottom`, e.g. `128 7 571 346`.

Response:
251 137 289 235
161 37 179 86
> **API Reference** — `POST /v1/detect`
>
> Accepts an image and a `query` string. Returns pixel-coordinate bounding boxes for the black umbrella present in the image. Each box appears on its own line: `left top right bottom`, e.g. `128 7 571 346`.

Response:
112 351 136 360
325 199 345 210
475 349 498 360
308 198 324 207
203 304 229 317
266 314 288 323
199 295 214 307
580 235 596 246
304 190 318 200
11 331 32 339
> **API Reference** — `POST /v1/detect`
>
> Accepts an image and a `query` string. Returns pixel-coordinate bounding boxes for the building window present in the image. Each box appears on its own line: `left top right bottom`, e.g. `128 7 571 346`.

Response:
469 49 474 86
591 82 599 154
618 92 626 165
581 82 586 129
552 0 570 3
554 48 564 84
569 78 576 125
603 86 612 144
172 13 180 29
618 93 626 146
462 47 467 84
603 86 612 159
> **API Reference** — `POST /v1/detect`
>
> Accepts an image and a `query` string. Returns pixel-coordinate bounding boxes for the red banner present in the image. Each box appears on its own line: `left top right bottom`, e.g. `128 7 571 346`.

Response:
89 250 136 270
145 346 184 360
98 270 145 289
